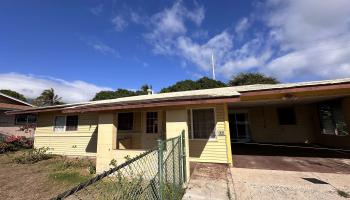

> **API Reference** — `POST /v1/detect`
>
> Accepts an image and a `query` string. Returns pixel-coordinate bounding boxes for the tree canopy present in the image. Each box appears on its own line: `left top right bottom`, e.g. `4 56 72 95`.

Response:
92 84 151 101
0 89 27 102
33 88 64 106
160 77 226 93
228 72 279 86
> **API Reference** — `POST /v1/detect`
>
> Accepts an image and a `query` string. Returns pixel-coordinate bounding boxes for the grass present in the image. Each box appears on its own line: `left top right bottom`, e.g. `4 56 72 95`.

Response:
49 171 91 184
0 149 95 200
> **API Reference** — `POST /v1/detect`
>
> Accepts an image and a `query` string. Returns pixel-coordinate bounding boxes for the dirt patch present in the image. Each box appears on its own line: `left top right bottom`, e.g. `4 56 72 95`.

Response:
0 150 94 200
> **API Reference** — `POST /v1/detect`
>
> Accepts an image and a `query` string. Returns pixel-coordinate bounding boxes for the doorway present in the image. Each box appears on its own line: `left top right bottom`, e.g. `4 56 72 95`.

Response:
229 112 250 142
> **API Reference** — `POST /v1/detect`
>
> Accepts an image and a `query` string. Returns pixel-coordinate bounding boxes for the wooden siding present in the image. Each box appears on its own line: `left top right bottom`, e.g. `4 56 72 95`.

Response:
187 104 229 164
35 112 98 156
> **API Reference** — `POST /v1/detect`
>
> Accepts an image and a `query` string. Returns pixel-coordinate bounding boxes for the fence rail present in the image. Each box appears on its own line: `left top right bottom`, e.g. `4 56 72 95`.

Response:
51 131 186 200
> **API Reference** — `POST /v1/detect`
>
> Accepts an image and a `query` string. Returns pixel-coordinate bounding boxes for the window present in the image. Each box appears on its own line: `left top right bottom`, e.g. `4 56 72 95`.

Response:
15 114 37 125
118 112 134 130
277 107 296 125
191 109 216 139
319 101 348 136
146 112 158 133
54 115 78 132
66 115 78 131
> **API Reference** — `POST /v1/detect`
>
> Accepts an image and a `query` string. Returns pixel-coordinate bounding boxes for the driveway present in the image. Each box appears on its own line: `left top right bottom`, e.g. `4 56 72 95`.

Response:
232 143 350 173
231 168 350 200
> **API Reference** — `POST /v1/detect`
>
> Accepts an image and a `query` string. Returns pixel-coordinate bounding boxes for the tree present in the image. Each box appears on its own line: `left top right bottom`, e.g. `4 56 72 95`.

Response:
92 84 152 101
228 72 279 86
160 77 226 93
0 89 27 102
33 88 63 106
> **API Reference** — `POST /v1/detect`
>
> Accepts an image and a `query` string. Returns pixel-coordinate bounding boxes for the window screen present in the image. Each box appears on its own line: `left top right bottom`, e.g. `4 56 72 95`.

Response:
54 116 65 132
66 115 78 131
146 112 158 133
277 107 296 125
319 101 348 136
118 112 134 130
192 109 215 139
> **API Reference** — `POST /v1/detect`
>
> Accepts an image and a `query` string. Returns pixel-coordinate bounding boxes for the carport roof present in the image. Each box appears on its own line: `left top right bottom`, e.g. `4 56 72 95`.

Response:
6 77 350 114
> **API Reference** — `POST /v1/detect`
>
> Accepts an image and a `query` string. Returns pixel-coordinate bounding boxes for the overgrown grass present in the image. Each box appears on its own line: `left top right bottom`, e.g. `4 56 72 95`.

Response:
49 171 91 184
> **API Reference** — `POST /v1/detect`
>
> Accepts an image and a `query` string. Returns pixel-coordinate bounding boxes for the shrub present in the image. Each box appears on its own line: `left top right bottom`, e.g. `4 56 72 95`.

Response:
13 147 52 164
87 162 96 174
0 135 33 154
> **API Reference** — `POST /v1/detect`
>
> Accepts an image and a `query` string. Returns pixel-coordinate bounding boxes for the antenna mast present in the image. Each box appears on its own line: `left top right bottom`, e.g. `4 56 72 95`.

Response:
211 52 216 80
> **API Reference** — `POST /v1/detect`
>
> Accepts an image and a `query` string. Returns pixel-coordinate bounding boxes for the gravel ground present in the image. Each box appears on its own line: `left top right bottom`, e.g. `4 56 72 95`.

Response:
231 168 350 200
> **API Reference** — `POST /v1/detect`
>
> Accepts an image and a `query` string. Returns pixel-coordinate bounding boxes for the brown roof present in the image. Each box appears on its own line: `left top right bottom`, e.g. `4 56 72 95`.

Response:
0 103 32 110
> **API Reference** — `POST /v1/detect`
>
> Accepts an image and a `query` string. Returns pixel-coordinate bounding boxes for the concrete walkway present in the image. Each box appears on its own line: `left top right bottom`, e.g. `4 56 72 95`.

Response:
182 163 234 200
231 168 350 200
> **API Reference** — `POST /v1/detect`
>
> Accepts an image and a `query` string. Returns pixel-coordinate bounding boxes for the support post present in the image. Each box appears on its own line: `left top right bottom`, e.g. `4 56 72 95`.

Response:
157 139 164 200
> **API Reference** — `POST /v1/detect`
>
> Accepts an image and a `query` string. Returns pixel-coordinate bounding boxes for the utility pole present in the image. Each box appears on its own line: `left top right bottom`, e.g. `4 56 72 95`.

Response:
211 52 216 80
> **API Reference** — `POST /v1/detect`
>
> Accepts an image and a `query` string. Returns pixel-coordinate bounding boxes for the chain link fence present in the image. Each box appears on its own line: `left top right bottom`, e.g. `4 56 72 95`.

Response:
51 131 186 200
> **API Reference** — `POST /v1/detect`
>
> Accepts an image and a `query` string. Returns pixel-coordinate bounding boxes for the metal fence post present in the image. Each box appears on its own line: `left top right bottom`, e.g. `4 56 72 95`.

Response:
181 130 187 183
172 139 175 200
179 134 183 185
157 139 164 200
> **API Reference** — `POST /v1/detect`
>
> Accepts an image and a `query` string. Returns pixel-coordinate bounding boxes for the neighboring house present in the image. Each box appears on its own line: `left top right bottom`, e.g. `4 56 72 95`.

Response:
0 92 36 138
6 78 350 174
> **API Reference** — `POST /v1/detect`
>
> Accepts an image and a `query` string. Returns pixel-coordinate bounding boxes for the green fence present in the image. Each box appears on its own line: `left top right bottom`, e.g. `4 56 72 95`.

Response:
51 131 187 200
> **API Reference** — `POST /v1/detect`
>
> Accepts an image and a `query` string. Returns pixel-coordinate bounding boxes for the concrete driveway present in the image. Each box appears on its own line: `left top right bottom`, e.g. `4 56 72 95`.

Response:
231 168 350 200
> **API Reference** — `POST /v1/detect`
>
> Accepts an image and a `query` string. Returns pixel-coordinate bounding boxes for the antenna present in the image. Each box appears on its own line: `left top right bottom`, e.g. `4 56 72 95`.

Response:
211 52 216 80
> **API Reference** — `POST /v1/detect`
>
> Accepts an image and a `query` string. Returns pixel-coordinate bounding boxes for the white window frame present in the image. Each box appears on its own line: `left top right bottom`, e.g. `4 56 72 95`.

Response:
190 107 217 140
53 115 79 132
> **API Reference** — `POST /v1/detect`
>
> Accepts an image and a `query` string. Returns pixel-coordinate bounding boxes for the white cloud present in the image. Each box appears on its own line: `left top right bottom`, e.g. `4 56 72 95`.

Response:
235 17 250 34
112 15 128 32
261 0 350 80
83 39 119 57
144 1 205 54
0 73 112 103
90 4 104 16
142 0 350 81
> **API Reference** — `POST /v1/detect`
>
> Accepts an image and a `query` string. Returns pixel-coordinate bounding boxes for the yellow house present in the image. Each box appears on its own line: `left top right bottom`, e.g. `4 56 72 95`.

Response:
7 78 350 174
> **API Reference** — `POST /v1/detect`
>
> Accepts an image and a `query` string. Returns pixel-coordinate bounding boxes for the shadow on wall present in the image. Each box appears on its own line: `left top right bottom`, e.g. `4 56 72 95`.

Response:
85 127 98 153
189 137 209 158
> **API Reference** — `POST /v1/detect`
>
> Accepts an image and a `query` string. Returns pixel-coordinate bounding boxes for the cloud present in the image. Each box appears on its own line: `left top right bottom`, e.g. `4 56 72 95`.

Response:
111 15 128 32
82 38 119 57
144 1 205 54
235 17 250 34
90 4 104 16
0 73 112 103
261 0 350 80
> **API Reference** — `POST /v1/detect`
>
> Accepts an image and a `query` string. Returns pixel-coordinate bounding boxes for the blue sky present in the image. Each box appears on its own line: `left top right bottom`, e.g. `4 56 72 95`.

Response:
1 0 350 102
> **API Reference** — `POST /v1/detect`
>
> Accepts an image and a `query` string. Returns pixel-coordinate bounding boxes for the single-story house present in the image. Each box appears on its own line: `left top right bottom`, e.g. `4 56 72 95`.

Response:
0 92 36 138
6 78 350 174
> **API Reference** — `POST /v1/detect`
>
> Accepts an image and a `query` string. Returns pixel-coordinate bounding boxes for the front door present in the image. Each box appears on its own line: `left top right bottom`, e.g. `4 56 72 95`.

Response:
229 112 250 142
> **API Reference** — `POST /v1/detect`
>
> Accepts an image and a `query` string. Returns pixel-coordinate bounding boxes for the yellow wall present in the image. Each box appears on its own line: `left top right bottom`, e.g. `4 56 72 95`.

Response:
35 112 98 156
245 105 316 143
185 104 229 164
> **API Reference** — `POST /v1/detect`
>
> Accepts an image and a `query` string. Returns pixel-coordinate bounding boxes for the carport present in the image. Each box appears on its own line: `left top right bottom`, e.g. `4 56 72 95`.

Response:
227 82 350 172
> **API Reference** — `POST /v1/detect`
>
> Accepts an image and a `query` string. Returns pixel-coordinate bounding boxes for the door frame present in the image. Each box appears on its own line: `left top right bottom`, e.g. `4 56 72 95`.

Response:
229 110 250 142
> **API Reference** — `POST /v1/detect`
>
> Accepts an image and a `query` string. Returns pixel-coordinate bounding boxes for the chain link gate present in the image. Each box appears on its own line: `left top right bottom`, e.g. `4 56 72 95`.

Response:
51 131 187 200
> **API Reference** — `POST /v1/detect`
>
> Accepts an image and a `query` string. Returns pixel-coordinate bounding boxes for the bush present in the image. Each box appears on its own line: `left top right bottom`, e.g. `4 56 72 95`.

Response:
0 135 33 154
13 147 52 164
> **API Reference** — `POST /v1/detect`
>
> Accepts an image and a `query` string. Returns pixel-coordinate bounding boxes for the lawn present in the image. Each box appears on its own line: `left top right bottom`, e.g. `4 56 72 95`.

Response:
0 149 95 200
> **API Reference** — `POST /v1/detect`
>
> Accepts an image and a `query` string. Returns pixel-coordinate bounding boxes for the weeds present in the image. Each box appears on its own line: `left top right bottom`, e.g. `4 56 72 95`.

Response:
13 147 52 164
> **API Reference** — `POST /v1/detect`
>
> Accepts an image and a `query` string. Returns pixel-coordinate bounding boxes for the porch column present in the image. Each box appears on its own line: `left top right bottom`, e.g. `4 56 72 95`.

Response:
224 103 233 166
165 109 190 181
96 112 117 173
